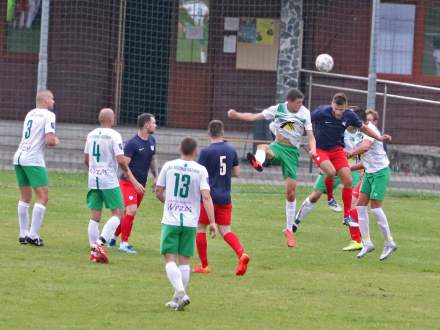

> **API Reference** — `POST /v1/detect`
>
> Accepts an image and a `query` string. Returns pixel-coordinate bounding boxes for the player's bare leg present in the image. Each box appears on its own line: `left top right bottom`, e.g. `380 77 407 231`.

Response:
283 178 297 248
18 186 32 244
193 224 211 273
246 144 274 172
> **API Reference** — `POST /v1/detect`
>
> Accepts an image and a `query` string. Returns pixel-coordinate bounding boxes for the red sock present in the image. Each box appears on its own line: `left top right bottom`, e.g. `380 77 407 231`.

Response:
223 232 243 258
324 176 335 200
342 187 353 218
114 225 121 238
121 214 135 242
348 208 361 243
196 232 208 267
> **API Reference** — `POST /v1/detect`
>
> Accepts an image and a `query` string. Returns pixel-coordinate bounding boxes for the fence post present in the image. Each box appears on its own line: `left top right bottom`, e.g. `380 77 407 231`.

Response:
37 0 50 91
382 84 388 132
367 0 379 110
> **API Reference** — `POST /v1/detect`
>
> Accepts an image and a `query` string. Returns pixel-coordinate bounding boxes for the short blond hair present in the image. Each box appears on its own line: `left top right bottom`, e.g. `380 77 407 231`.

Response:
365 109 379 121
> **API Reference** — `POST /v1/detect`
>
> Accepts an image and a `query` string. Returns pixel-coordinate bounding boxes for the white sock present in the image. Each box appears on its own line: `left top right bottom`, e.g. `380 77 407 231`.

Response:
371 208 393 242
165 262 185 297
285 200 296 229
255 149 266 164
88 219 100 247
356 206 370 242
296 197 315 223
29 203 46 239
179 264 190 289
18 201 30 237
99 216 120 244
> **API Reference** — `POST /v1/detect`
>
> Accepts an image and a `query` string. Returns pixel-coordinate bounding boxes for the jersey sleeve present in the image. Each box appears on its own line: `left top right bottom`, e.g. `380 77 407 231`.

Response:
197 149 208 167
232 149 239 167
311 106 323 122
112 132 124 156
347 110 363 128
304 108 313 130
45 112 56 134
124 139 136 158
151 136 156 155
199 166 210 191
156 162 168 187
84 135 90 154
362 122 376 142
261 105 277 120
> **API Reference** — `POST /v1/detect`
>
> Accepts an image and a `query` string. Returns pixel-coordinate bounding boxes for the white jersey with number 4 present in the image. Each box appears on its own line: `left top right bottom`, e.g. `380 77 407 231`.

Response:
157 159 210 228
262 103 312 148
362 122 389 173
13 108 56 167
84 127 124 190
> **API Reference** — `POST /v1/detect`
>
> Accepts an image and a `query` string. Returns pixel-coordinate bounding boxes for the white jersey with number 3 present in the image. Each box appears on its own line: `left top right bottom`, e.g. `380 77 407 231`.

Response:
362 122 389 173
84 128 124 190
13 108 56 167
157 159 210 228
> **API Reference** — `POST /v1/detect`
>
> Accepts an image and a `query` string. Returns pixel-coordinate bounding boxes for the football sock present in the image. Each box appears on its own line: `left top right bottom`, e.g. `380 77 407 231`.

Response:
342 187 353 218
324 176 335 200
371 207 393 242
165 261 185 296
295 197 315 223
255 149 266 164
114 224 121 238
223 232 243 258
179 264 190 288
18 200 30 237
285 200 296 229
88 219 100 247
196 232 208 267
29 203 46 239
348 208 361 243
356 206 370 241
121 214 135 242
99 216 120 244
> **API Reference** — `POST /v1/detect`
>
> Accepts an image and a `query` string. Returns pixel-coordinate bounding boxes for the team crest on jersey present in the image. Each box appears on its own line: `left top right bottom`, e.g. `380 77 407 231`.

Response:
51 122 55 129
150 145 155 151
118 143 123 150
280 121 295 132
342 121 347 127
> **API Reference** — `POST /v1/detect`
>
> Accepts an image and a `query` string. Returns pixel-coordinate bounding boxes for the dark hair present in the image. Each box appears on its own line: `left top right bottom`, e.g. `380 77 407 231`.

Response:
332 93 348 106
208 120 224 138
352 106 366 122
180 137 197 156
137 113 154 129
286 88 304 101
365 109 379 122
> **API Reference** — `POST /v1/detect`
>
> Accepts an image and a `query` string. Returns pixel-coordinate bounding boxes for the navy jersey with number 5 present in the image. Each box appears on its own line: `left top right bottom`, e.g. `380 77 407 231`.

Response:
198 142 239 205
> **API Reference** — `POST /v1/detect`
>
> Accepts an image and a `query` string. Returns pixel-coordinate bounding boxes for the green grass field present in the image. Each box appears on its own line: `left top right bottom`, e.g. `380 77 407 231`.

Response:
1 170 439 329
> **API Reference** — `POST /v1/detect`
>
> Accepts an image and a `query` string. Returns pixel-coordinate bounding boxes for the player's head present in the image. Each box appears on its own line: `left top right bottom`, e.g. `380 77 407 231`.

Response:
331 92 348 119
208 120 224 139
286 88 304 112
98 108 115 127
36 90 55 110
180 137 198 159
366 109 379 127
137 113 156 134
347 106 365 132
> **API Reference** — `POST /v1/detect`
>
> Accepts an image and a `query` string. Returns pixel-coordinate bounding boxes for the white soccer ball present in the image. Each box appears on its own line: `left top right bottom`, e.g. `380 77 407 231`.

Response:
315 54 334 72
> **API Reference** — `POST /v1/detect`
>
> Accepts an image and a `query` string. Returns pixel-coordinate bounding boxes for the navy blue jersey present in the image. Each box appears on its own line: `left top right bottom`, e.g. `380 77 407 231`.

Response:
198 141 239 205
120 134 156 186
311 105 363 150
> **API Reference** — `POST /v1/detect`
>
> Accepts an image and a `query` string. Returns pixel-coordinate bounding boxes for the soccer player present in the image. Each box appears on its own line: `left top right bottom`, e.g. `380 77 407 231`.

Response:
347 109 397 260
110 113 158 253
295 124 365 251
84 108 141 263
227 88 316 248
192 120 250 276
311 93 390 228
155 137 218 311
13 90 59 246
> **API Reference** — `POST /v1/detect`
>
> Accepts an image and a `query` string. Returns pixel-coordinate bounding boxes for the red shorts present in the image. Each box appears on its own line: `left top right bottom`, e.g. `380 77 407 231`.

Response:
352 180 362 199
120 179 144 207
199 203 232 226
313 147 349 171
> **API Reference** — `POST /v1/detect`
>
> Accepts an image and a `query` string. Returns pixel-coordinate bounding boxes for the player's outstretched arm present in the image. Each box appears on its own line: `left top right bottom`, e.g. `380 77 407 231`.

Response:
306 130 317 157
201 189 218 238
346 139 372 158
360 124 392 142
232 165 240 177
116 155 145 194
227 109 265 122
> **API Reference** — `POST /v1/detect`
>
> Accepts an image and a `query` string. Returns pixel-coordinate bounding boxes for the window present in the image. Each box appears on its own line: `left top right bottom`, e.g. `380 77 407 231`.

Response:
5 0 41 54
422 6 440 76
377 3 416 75
176 0 209 63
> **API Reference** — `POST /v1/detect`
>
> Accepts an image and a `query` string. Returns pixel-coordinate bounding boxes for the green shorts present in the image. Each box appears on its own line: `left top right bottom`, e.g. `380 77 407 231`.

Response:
314 171 361 193
160 224 196 257
269 142 299 179
360 167 390 201
15 165 48 188
87 187 124 210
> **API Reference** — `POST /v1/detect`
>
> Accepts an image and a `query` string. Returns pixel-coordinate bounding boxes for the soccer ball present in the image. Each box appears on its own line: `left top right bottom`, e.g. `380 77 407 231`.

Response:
315 54 334 72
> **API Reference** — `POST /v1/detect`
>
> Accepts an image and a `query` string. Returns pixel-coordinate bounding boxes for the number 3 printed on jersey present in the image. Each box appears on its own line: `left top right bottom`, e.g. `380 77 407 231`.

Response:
24 120 33 139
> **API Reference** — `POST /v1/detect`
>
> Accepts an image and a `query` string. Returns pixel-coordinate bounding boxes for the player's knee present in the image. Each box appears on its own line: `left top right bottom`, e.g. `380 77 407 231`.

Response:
126 205 137 216
219 225 231 237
